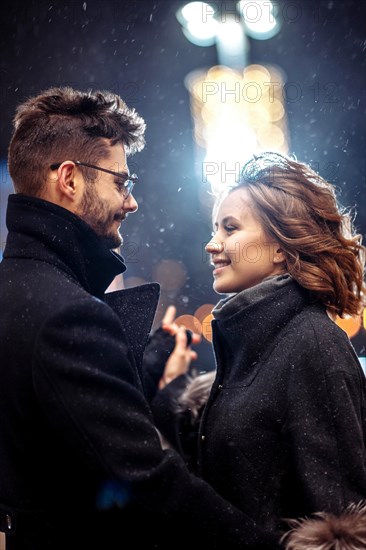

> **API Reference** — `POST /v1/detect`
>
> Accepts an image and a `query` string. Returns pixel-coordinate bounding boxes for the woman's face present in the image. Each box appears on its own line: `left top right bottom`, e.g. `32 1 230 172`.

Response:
205 188 285 294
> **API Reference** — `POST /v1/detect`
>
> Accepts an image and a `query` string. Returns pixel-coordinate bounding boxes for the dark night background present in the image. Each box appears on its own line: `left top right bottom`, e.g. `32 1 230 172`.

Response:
1 0 365 368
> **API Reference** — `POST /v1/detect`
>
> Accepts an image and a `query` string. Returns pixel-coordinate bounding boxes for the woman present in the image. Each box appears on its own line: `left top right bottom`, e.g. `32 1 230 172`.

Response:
147 152 366 549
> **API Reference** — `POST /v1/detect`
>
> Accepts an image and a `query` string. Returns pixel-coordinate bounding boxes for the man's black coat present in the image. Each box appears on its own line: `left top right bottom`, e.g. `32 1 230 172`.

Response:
0 194 276 550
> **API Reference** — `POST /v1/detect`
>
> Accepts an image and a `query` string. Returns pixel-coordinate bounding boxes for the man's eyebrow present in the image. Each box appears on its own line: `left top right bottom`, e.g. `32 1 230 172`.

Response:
114 170 129 180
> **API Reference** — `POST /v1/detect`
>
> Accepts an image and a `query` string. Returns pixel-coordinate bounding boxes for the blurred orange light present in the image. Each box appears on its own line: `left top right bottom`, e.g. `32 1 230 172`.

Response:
174 314 202 335
153 259 187 291
202 313 214 342
335 315 362 339
194 303 215 324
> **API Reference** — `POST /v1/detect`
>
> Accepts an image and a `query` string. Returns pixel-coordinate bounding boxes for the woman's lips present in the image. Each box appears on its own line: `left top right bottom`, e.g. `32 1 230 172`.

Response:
212 260 231 275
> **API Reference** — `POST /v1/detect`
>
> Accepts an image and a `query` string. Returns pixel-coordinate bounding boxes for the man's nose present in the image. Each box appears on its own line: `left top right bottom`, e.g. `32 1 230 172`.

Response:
123 193 138 213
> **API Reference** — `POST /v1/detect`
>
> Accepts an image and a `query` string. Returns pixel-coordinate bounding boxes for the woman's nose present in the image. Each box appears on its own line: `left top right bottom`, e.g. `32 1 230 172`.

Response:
205 239 223 254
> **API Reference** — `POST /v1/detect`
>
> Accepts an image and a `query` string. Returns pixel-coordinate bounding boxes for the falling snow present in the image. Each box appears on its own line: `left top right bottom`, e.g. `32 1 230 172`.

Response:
0 0 364 356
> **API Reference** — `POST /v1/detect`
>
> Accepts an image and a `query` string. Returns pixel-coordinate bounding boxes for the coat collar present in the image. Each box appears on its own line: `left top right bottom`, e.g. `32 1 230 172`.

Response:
212 274 293 319
212 280 311 373
4 194 126 298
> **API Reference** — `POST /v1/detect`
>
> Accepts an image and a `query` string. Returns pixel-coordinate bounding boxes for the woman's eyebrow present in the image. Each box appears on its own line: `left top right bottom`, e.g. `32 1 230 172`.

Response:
220 215 241 225
213 215 241 230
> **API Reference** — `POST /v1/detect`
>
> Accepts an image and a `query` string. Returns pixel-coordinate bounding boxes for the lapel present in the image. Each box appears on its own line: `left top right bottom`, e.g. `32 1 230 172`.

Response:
104 283 160 379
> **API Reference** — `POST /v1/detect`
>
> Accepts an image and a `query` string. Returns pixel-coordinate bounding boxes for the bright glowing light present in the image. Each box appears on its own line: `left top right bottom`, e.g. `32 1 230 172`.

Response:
244 65 271 81
245 16 277 35
215 17 248 66
216 18 245 53
257 125 285 148
177 2 218 46
237 0 280 40
180 2 215 24
185 64 289 193
184 18 219 44
204 126 257 192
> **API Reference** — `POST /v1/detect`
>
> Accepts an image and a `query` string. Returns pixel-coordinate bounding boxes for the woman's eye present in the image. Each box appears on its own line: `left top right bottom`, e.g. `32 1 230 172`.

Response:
224 225 236 233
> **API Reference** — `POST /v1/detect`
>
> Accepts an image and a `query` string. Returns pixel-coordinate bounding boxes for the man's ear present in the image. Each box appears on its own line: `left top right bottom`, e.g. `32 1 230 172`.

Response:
55 161 78 200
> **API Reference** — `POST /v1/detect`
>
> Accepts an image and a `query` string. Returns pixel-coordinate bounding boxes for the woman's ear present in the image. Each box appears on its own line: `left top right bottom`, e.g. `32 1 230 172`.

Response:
273 247 285 264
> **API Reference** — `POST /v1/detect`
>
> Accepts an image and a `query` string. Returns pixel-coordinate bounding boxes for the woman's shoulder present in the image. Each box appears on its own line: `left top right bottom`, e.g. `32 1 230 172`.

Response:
284 302 349 344
281 303 363 378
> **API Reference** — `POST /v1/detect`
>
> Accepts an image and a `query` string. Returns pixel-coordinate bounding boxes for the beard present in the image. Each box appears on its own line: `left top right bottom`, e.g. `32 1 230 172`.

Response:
78 184 123 249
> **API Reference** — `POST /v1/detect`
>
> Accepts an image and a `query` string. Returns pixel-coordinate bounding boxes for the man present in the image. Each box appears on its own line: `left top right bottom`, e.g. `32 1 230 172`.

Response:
0 87 276 550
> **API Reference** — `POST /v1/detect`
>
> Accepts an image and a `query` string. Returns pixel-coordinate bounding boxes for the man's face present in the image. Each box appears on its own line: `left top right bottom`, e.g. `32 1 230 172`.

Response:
76 144 138 249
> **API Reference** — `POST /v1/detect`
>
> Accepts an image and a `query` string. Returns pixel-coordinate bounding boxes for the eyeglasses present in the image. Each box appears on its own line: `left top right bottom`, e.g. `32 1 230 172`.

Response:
50 160 138 199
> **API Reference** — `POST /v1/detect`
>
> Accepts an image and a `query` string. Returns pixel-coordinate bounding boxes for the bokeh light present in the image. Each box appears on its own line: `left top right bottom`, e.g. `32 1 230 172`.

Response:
153 260 187 291
237 0 281 40
178 2 218 47
123 276 148 289
202 313 214 342
174 314 202 334
194 303 215 323
185 63 289 194
336 315 362 339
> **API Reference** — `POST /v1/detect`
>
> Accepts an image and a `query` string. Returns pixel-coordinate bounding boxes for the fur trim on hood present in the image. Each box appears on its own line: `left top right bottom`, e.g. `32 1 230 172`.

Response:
176 371 216 421
281 501 366 550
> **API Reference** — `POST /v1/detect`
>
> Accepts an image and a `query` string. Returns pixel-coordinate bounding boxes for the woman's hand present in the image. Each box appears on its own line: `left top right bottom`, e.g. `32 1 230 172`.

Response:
161 305 201 343
158 306 201 389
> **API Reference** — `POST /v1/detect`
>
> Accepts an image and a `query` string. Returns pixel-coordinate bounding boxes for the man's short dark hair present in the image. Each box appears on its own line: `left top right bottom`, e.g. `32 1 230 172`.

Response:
8 87 146 196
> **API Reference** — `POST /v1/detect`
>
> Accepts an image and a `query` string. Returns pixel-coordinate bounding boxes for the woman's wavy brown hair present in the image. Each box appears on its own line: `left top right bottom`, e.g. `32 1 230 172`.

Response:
226 152 365 317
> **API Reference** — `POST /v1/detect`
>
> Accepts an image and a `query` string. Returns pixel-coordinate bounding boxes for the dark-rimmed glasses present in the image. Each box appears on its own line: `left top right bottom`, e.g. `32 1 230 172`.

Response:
50 160 138 199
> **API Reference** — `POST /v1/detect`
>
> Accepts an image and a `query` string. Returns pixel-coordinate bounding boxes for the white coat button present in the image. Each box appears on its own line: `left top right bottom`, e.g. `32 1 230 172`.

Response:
201 435 205 441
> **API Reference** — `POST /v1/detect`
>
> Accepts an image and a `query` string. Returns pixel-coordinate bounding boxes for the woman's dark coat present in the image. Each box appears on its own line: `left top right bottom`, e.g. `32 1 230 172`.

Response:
150 280 366 546
200 281 366 534
0 194 276 550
